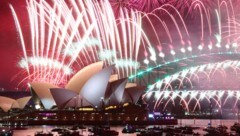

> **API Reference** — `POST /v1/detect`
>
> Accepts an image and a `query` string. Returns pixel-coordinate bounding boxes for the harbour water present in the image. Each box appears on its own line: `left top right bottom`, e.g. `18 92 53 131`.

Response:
12 119 238 136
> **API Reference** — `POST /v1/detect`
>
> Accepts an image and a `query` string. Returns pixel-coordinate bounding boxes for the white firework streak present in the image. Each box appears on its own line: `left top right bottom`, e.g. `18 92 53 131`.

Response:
144 90 240 112
150 60 240 91
10 0 153 86
144 60 240 111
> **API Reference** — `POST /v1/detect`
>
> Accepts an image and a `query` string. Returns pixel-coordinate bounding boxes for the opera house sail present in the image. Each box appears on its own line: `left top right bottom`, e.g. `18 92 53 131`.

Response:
29 61 143 110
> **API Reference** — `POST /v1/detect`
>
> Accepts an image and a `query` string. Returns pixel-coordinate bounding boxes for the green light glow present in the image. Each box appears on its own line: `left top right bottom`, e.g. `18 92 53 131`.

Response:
128 52 240 80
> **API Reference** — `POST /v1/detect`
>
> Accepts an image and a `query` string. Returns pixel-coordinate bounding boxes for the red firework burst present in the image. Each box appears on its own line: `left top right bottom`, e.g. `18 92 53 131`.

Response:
130 0 164 13
109 0 134 16
168 0 217 16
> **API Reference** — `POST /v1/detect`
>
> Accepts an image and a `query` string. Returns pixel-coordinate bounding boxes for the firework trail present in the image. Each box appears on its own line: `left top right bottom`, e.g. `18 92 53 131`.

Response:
10 0 153 87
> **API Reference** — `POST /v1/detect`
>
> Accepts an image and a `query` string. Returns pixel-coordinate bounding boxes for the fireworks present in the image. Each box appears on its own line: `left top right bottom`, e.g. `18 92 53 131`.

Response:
129 0 240 81
148 60 240 91
224 19 240 44
144 90 240 112
168 0 216 16
11 0 153 87
12 0 239 87
18 57 73 75
115 59 140 69
17 57 72 86
64 38 101 58
109 0 133 16
144 60 240 111
130 0 163 12
98 49 117 61
9 0 240 112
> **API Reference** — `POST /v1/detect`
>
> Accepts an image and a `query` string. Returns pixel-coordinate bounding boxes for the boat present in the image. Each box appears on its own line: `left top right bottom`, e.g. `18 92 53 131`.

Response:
59 131 83 136
35 131 54 136
0 127 12 136
162 125 174 133
0 129 12 136
122 124 135 133
216 125 228 130
137 130 163 136
203 126 215 133
89 126 118 136
203 125 229 136
51 127 64 132
70 124 86 130
179 126 194 135
231 122 240 131
57 128 71 135
135 126 146 133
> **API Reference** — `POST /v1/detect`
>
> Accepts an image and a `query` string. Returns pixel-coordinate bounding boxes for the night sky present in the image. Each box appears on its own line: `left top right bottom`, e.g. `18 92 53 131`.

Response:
0 0 237 91
0 0 28 90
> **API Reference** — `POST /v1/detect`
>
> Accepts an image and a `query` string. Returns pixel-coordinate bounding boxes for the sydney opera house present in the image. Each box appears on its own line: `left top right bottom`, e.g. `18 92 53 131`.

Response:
30 61 136 110
0 62 176 126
